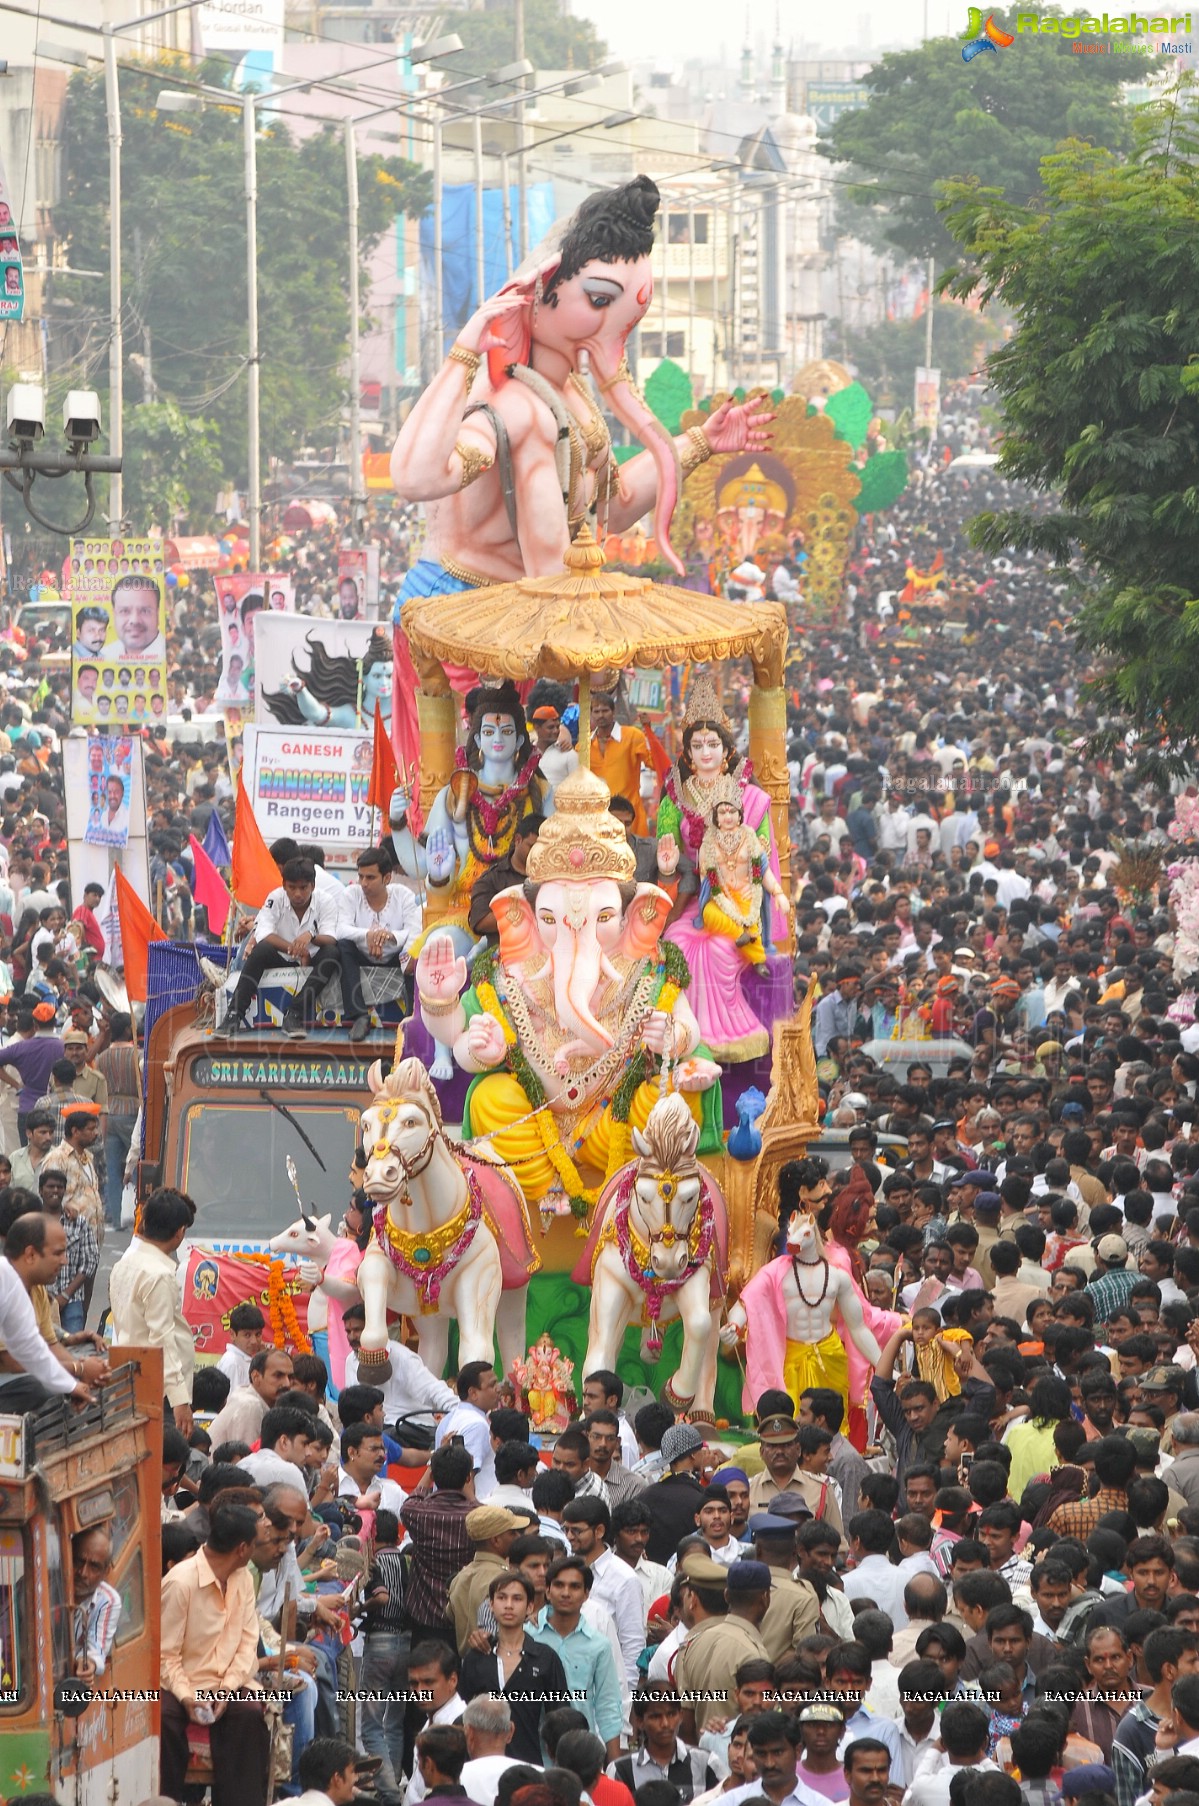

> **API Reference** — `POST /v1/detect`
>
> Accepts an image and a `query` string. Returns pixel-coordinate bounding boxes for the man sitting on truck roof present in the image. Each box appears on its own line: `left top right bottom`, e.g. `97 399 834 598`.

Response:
221 856 342 1042
335 845 422 1041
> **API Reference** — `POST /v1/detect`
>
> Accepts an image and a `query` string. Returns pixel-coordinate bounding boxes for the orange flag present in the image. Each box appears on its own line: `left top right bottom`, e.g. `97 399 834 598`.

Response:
114 866 167 1004
366 699 399 812
231 773 282 909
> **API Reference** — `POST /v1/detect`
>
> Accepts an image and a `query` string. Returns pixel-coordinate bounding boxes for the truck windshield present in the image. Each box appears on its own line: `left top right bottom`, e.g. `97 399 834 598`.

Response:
178 1101 360 1237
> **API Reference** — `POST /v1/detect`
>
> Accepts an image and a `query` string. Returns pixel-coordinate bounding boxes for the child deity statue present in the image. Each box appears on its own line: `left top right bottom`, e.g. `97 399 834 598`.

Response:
696 780 790 970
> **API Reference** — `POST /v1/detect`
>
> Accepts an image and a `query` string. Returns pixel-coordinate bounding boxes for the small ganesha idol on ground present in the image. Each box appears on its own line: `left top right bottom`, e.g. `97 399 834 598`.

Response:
511 1332 575 1435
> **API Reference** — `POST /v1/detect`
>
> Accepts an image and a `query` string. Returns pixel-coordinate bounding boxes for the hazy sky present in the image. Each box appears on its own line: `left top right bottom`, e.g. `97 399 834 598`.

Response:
570 0 948 70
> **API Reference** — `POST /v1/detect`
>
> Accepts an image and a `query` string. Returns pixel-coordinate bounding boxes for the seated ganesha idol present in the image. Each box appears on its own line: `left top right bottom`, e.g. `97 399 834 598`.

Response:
657 675 788 1063
414 767 724 1219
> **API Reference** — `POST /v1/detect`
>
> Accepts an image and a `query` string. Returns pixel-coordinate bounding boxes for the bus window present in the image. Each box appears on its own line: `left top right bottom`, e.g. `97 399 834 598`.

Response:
115 1549 144 1647
0 1527 29 1705
107 1472 139 1567
47 1521 71 1678
179 1102 359 1236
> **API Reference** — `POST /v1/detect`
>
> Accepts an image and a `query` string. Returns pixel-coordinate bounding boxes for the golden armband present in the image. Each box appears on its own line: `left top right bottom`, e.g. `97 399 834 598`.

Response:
456 442 495 489
680 424 713 476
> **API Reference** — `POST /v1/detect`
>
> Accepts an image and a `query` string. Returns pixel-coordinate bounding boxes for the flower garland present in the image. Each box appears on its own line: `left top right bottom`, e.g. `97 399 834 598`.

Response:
370 1166 485 1312
453 746 541 843
232 1252 312 1355
598 1164 715 1356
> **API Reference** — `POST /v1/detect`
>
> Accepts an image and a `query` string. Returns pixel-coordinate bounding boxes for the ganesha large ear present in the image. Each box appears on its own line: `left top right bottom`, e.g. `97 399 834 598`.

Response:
492 884 539 968
619 884 673 962
484 254 563 386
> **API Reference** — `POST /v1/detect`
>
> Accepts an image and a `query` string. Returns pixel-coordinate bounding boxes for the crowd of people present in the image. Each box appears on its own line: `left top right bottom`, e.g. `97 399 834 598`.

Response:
1 384 1199 1806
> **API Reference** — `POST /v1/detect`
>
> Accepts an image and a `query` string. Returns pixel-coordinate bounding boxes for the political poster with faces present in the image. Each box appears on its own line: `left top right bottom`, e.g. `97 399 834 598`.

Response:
83 736 135 849
70 536 169 727
214 571 294 709
335 547 379 621
0 160 24 323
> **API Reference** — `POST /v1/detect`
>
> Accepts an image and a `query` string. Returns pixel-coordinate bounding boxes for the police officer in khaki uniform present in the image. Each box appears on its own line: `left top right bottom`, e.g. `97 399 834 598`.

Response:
674 1553 770 1740
749 1512 821 1661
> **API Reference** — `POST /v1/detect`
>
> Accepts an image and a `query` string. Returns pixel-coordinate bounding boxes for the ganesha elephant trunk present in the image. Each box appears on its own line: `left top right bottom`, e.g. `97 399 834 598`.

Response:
592 350 684 577
553 924 614 1053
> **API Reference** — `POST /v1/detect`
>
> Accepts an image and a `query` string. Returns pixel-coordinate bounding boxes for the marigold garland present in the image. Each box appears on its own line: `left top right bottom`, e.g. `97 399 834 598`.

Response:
232 1252 313 1356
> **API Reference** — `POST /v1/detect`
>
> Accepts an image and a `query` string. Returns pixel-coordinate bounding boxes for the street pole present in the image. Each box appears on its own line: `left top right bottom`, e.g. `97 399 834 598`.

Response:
472 111 485 311
687 193 696 379
103 25 123 528
514 0 528 261
433 111 444 361
346 116 364 546
925 254 935 369
244 93 261 569
499 150 513 279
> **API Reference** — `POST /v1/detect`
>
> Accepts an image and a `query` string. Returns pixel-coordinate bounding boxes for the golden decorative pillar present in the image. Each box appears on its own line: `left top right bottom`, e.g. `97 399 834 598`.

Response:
724 989 823 1293
416 685 455 819
748 682 792 949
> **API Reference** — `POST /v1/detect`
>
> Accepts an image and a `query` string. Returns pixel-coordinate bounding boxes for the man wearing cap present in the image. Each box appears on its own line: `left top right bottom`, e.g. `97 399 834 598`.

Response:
674 1553 769 1738
748 1417 845 1546
643 1425 708 1568
1141 1364 1187 1428
447 1506 525 1656
41 1106 105 1276
1086 1236 1139 1326
750 1513 821 1660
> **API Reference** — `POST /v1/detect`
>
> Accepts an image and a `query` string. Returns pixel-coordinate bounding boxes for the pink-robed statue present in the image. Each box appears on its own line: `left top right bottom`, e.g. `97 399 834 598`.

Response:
720 1159 901 1446
389 176 771 629
657 675 788 1064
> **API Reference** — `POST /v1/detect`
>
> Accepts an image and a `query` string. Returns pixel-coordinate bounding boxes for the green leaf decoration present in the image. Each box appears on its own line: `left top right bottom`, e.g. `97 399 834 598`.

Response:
855 449 910 514
643 359 694 436
824 380 874 449
613 444 639 465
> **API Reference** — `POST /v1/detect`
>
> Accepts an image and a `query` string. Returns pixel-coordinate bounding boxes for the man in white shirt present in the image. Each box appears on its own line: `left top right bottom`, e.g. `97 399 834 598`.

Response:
901 1698 996 1806
580 1369 641 1469
561 1495 646 1685
338 1420 406 1515
0 1227 93 1412
335 846 422 1041
294 1733 359 1806
843 1512 911 1627
342 1305 457 1428
238 1404 313 1496
434 1359 501 1499
222 856 342 1040
107 1184 194 1432
458 1695 524 1806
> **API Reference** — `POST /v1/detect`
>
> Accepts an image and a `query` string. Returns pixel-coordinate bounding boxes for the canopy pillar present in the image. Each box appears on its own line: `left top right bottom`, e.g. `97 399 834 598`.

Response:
748 681 792 949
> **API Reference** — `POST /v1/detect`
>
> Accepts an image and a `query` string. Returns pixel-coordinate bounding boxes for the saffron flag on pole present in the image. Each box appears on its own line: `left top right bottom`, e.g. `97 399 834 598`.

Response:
202 805 232 869
231 772 282 909
366 700 399 812
114 866 167 1004
189 833 231 937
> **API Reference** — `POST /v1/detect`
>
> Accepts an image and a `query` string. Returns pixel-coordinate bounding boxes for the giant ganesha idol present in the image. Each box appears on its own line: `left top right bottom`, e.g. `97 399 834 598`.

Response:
389 175 771 606
656 674 789 1063
414 766 724 1221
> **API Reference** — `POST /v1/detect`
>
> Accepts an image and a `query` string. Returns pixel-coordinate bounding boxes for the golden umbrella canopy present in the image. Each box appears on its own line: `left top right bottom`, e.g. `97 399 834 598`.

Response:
401 525 788 699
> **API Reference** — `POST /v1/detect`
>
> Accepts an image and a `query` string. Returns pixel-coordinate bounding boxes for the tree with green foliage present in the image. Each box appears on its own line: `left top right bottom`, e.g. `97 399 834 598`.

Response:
53 60 429 526
828 301 1002 410
450 0 607 80
939 87 1199 765
822 9 1129 264
120 401 224 531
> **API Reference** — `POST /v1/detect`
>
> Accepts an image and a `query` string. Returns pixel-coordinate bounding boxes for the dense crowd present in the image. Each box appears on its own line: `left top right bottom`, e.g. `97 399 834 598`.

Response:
2 388 1199 1806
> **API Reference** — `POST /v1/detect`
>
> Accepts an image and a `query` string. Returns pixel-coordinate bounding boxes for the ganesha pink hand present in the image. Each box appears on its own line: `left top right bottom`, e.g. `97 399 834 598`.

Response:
703 398 776 454
416 932 468 1002
466 1013 508 1066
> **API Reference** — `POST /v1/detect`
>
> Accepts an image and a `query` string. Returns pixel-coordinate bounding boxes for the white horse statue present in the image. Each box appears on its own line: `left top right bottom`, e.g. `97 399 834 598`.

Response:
574 1093 729 1422
357 1055 539 1378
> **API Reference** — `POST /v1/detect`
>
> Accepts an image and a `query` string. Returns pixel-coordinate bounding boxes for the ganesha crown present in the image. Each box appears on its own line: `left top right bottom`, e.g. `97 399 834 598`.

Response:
524 765 636 885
